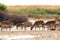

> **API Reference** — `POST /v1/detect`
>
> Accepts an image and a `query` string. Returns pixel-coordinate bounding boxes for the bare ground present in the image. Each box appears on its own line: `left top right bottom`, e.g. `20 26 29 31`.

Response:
0 31 60 40
0 30 59 35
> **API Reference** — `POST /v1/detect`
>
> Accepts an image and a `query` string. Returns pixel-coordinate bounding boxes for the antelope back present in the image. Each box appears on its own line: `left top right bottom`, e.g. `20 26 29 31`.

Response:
46 21 56 25
34 20 44 25
0 21 14 26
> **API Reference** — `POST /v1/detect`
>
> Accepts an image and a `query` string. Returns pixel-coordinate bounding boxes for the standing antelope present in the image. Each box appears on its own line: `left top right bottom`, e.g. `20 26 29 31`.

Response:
0 21 14 31
31 20 45 30
55 16 60 24
45 20 56 30
16 22 32 30
55 24 60 30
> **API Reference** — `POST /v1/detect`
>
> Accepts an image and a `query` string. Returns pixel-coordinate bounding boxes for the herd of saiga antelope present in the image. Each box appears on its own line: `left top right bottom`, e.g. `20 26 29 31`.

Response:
0 10 60 31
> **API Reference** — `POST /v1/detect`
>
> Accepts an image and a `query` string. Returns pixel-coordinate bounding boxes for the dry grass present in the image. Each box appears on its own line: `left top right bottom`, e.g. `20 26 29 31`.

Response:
7 5 60 10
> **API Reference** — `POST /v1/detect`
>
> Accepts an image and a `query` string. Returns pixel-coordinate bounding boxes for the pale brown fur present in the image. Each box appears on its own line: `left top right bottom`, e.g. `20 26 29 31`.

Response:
0 21 14 31
16 22 32 30
45 20 56 30
55 24 60 30
31 20 44 30
55 16 60 24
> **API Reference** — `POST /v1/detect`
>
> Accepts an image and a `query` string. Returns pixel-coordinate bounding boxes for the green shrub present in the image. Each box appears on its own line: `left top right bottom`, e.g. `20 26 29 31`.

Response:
0 3 7 11
27 8 45 15
53 9 60 15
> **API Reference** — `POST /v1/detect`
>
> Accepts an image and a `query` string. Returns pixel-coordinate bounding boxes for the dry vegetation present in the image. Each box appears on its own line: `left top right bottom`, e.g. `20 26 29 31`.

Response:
7 5 60 18
7 5 60 10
